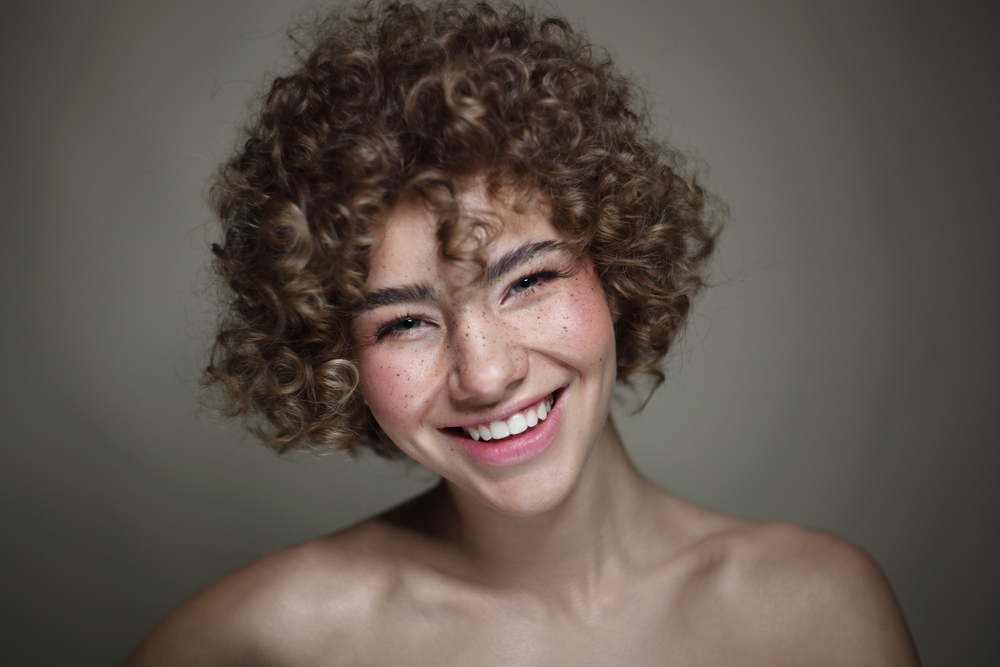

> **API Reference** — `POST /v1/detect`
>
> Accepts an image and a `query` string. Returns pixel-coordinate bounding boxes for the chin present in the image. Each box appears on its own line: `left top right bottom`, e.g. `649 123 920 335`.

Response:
469 462 580 517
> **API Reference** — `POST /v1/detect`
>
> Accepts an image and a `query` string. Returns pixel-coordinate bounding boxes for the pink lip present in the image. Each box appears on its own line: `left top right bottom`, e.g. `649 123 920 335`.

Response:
445 390 557 430
442 390 564 467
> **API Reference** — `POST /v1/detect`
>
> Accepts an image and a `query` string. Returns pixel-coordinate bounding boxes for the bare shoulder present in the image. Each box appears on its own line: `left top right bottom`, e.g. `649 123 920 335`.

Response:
120 519 406 667
674 517 920 666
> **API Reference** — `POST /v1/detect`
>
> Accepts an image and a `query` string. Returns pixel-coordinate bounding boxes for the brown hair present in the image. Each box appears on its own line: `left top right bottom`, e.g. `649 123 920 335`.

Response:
204 0 722 455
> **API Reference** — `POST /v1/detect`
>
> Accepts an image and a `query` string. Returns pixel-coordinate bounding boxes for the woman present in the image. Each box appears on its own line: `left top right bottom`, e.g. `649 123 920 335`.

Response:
124 1 919 664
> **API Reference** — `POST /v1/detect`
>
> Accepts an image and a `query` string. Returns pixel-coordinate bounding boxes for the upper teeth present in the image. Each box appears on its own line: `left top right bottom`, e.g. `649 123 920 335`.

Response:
465 395 554 442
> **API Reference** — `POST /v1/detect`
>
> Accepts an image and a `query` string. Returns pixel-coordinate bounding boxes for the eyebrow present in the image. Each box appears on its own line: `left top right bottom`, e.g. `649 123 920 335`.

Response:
360 283 437 313
481 240 568 285
357 239 568 314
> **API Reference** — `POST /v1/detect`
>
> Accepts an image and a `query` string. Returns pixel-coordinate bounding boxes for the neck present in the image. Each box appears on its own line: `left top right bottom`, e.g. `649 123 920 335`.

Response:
432 419 664 594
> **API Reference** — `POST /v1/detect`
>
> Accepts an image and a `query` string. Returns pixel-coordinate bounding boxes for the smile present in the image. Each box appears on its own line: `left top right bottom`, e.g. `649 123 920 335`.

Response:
460 394 555 442
443 389 565 468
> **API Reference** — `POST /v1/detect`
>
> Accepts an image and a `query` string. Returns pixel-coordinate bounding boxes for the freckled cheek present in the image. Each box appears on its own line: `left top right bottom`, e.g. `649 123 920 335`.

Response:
538 275 616 368
356 347 442 433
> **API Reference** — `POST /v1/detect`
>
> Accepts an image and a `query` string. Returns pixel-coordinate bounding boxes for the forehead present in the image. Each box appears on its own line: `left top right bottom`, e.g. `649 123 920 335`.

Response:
365 184 559 290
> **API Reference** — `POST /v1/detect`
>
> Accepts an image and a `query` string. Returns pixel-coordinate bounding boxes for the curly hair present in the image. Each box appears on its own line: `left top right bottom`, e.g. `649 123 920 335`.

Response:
203 0 721 456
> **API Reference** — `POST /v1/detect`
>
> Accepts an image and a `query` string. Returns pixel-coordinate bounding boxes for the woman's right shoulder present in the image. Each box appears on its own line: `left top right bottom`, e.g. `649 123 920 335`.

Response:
120 519 405 667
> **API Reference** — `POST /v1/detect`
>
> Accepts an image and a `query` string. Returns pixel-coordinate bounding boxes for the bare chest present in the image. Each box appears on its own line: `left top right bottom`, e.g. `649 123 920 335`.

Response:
315 578 723 667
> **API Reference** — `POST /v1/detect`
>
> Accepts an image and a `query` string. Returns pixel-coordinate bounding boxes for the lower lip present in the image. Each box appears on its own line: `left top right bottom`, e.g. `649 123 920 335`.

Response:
443 391 564 468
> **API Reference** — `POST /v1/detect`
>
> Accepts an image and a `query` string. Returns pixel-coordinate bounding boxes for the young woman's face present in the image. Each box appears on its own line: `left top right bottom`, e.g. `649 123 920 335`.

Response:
352 183 617 516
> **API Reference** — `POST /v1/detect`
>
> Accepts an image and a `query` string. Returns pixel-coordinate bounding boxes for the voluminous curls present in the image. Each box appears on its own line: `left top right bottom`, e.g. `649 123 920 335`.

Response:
203 0 722 456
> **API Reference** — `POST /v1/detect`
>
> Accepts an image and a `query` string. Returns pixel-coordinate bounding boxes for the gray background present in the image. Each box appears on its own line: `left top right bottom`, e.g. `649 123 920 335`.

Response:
2 0 997 664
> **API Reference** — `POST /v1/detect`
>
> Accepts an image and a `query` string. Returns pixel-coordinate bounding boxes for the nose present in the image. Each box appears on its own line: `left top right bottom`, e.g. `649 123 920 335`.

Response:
447 313 527 405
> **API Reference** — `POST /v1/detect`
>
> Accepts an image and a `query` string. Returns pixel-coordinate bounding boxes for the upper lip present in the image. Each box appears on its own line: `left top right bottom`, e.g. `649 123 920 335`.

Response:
442 388 562 430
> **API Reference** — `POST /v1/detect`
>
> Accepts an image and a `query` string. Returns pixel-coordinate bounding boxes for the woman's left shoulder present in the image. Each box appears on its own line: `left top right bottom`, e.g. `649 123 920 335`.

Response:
724 520 884 581
700 520 921 665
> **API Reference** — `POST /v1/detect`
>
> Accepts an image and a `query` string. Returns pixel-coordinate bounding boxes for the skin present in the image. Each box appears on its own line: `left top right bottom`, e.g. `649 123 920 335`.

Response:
121 183 920 666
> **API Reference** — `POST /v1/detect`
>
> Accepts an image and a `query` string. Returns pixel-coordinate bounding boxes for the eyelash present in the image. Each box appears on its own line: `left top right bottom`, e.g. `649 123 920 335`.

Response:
509 269 563 294
375 315 426 341
374 268 567 342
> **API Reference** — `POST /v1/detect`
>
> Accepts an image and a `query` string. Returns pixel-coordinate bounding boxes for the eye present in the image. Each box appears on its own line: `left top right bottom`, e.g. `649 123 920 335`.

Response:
511 274 541 293
509 270 560 295
376 316 426 340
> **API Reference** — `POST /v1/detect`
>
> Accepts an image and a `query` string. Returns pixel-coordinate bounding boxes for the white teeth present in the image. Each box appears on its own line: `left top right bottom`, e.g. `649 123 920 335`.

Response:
508 413 528 435
461 393 556 443
489 420 510 439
